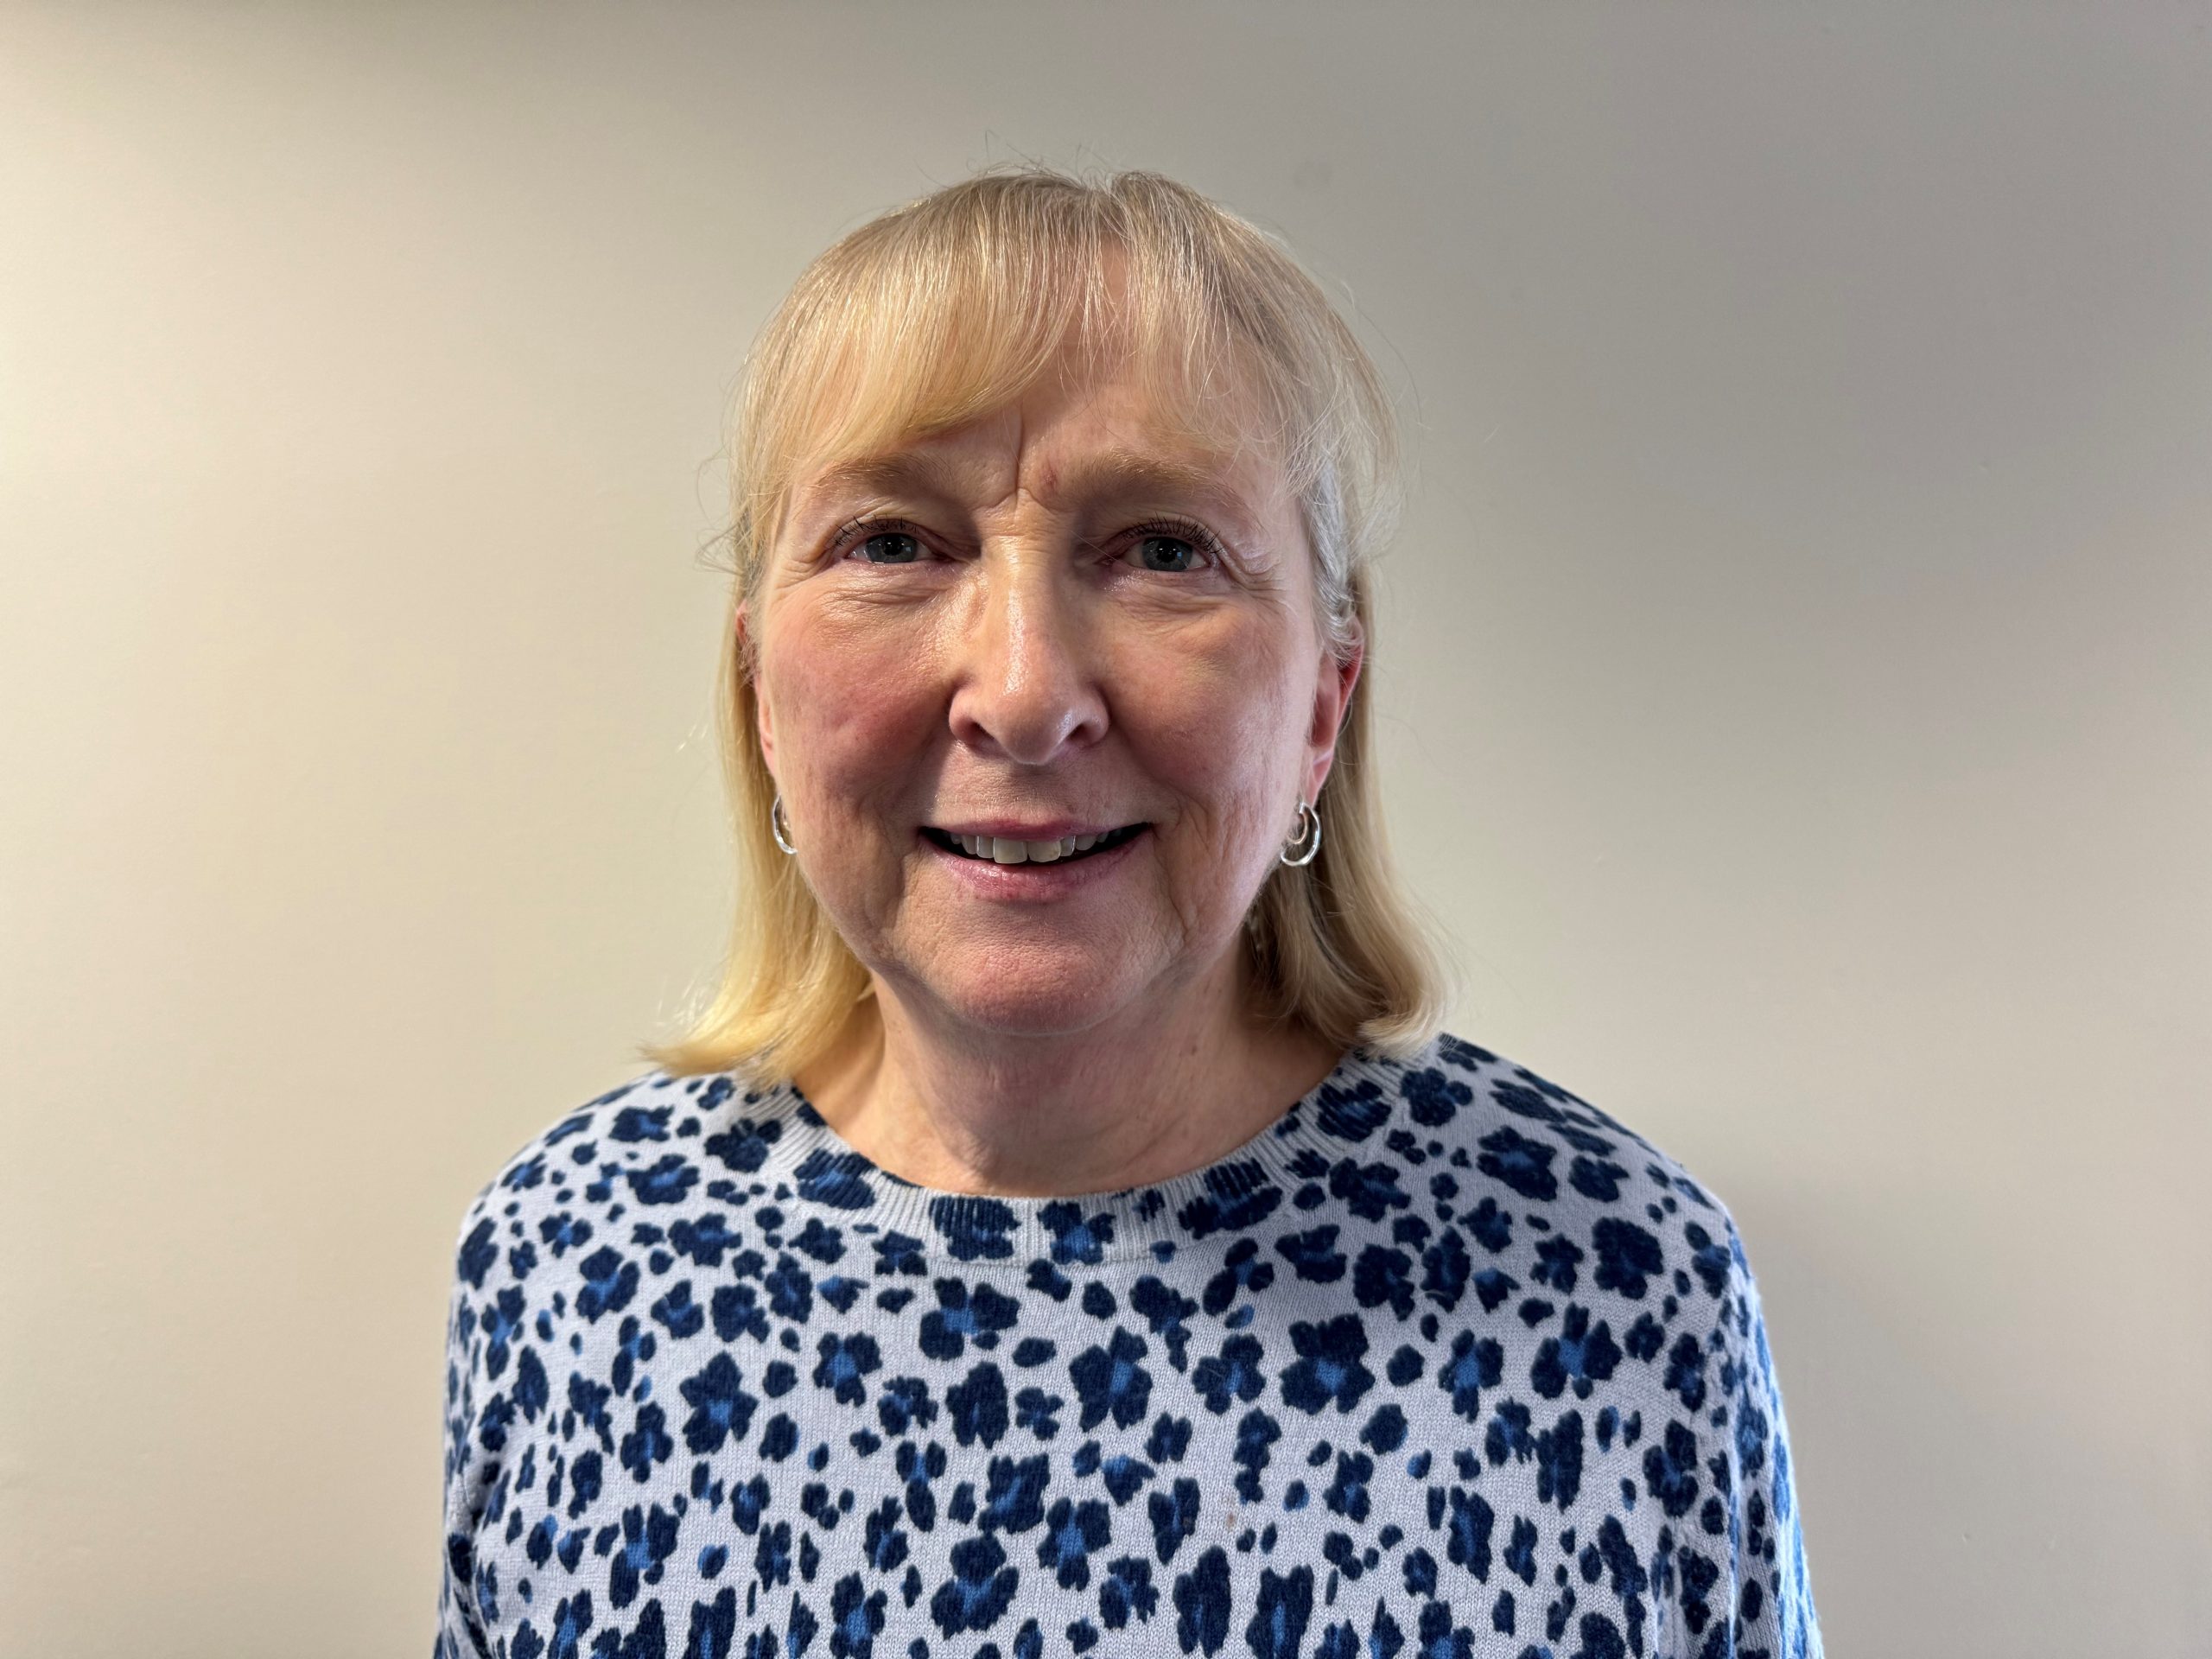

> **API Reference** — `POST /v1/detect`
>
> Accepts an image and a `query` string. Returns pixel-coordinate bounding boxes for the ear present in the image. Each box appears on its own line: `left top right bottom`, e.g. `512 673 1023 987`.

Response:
1303 632 1363 804
738 602 776 775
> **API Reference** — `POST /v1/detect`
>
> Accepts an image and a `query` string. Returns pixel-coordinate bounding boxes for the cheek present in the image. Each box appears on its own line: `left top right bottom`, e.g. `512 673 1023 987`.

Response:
767 612 938 797
1118 615 1304 813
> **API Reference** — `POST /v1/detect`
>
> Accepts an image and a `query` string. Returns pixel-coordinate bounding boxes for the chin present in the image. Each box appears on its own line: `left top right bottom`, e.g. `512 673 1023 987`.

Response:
917 950 1146 1037
933 984 1123 1038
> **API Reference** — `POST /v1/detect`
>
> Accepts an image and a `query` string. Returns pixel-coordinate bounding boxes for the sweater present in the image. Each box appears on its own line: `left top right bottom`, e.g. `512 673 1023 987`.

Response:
435 1031 1822 1659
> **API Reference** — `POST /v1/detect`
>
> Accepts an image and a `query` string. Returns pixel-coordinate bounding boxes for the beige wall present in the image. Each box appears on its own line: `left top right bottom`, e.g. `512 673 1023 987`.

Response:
4 5 2207 1654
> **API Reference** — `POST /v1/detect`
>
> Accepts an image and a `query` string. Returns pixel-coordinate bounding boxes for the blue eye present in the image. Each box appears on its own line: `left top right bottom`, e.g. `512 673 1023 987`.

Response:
858 531 924 564
1132 534 1198 572
1121 519 1222 573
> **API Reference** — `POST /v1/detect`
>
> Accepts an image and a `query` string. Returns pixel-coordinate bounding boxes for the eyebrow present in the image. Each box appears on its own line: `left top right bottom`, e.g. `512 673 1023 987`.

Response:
796 449 967 511
793 444 1257 532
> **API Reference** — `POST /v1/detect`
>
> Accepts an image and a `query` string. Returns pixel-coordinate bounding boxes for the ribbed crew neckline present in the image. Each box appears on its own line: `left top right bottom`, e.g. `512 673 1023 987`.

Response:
735 1043 1403 1265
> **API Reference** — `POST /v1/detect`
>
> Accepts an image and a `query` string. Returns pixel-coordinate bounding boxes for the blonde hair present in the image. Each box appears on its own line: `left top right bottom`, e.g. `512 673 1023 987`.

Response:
644 163 1452 1086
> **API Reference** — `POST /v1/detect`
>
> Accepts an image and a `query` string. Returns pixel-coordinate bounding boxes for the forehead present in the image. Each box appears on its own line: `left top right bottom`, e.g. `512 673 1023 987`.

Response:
785 356 1288 535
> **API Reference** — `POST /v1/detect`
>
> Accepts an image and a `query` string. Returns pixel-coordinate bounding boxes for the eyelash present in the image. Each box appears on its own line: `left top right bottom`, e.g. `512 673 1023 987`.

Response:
827 515 1226 571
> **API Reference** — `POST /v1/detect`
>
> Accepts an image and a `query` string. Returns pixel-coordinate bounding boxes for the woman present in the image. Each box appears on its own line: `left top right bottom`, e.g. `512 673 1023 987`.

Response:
436 167 1821 1659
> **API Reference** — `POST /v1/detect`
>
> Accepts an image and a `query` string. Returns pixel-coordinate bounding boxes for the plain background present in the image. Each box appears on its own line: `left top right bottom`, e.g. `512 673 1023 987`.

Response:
4 4 2207 1655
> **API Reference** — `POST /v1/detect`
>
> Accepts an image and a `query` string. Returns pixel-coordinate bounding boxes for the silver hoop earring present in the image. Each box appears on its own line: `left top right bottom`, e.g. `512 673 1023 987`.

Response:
1279 798 1321 868
770 793 797 855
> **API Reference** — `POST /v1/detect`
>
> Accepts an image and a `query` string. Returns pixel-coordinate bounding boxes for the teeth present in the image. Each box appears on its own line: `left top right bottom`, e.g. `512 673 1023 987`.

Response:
943 828 1132 862
957 836 1050 862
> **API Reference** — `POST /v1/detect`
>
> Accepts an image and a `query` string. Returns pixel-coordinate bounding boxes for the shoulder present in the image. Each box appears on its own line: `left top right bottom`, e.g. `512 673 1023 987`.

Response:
1361 1029 1761 1313
444 1065 765 1295
1381 1036 1820 1644
1376 1029 1728 1201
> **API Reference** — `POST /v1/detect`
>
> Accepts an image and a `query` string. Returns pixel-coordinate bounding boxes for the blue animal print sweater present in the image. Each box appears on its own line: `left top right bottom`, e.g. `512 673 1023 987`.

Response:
435 1032 1821 1659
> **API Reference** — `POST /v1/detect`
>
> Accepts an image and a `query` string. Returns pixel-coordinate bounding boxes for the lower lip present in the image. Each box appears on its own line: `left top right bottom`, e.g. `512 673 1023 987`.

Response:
924 828 1147 899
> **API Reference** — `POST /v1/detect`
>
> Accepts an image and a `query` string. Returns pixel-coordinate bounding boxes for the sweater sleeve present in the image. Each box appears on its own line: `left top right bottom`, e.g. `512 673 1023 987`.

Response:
1667 1213 1825 1659
433 1203 496 1659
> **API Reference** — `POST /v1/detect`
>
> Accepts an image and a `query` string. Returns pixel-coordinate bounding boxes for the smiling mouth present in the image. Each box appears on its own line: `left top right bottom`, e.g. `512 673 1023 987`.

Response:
921 823 1148 865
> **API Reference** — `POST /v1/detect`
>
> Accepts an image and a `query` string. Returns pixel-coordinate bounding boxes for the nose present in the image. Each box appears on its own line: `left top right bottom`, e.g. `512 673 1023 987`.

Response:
944 547 1109 766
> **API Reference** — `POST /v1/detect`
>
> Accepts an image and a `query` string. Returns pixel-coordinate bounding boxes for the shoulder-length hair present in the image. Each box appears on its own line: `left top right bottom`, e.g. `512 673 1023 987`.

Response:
644 164 1452 1088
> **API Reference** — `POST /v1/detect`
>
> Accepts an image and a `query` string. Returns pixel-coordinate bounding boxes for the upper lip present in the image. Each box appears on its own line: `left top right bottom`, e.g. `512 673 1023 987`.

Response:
931 820 1138 839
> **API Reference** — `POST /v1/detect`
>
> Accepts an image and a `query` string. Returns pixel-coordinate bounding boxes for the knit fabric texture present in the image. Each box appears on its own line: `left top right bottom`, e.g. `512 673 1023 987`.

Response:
435 1030 1822 1659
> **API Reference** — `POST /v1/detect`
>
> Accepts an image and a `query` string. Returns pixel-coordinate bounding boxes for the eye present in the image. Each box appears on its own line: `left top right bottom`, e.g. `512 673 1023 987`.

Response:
857 531 924 564
1118 518 1224 575
830 517 938 566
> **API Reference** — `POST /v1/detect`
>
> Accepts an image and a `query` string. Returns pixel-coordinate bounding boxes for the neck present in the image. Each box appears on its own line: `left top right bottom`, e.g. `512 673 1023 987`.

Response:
792 951 1344 1198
